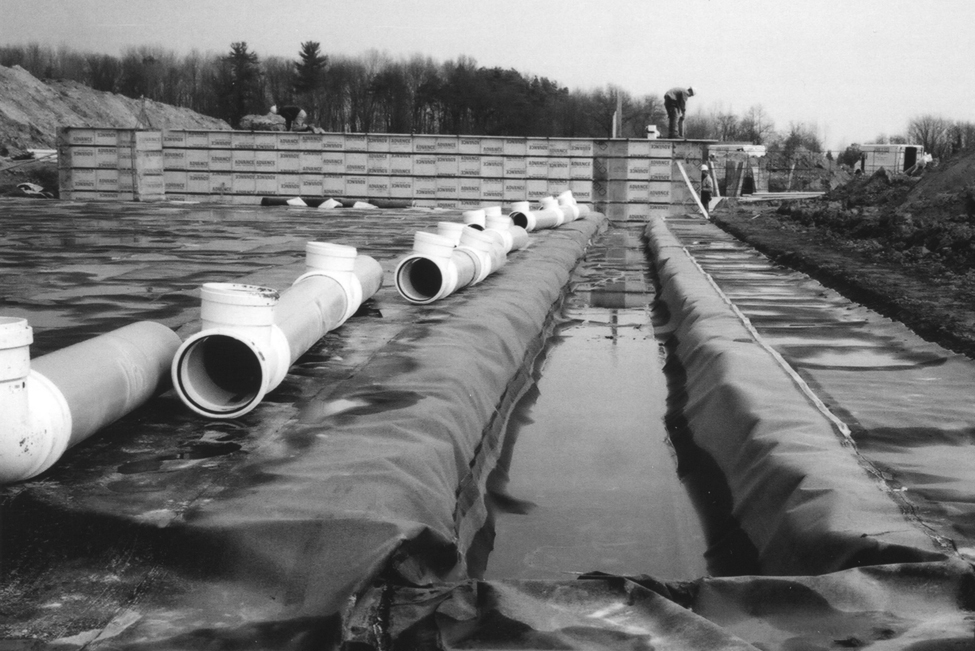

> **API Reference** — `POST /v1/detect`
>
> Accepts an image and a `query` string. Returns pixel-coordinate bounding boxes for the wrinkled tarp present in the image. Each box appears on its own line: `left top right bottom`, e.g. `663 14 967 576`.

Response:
350 559 974 650
0 202 605 648
643 216 946 575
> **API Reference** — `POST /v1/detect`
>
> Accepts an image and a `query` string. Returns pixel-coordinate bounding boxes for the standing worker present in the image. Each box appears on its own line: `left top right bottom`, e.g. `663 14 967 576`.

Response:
700 163 714 219
664 86 694 139
270 104 307 132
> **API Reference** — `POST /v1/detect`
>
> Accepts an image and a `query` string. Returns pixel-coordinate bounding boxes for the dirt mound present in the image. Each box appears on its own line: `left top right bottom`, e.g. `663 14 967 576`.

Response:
0 64 229 154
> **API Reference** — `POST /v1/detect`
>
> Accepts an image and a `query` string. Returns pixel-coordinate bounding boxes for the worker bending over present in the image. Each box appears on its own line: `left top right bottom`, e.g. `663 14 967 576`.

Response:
664 87 694 139
270 105 307 131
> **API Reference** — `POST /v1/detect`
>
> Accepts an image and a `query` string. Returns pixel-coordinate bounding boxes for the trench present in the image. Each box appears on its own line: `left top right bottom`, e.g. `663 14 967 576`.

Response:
474 223 710 581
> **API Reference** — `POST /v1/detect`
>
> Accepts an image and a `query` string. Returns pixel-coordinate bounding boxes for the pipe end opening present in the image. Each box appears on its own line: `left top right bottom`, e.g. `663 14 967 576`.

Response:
175 334 266 418
396 257 444 304
510 211 529 229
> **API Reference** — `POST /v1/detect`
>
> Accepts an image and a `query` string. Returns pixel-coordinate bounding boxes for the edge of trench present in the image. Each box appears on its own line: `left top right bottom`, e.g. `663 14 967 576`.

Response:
644 215 952 576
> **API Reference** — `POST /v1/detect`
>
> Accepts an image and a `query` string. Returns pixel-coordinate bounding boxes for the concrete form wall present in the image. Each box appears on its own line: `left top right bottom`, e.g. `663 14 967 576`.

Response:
58 127 710 218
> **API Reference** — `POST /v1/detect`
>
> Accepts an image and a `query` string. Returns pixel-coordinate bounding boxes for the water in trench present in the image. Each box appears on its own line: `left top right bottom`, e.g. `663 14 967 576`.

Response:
478 224 709 581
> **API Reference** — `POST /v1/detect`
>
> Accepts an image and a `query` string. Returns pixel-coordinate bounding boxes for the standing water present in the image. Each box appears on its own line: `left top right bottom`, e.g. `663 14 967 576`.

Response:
480 223 708 581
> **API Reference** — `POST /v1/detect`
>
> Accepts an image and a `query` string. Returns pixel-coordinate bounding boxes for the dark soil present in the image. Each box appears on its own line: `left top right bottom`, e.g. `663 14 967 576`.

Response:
713 150 975 360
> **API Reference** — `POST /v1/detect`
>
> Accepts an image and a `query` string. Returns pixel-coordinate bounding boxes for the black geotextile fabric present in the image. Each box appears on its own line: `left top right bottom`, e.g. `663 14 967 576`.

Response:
0 214 606 649
349 559 975 650
642 217 947 576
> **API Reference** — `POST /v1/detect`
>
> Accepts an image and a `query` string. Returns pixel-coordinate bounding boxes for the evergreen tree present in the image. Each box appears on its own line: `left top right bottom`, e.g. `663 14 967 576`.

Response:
294 41 327 123
220 42 261 127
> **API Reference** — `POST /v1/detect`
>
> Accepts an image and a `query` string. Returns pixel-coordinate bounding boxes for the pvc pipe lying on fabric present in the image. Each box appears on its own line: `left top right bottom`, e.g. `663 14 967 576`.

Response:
172 242 382 419
509 193 589 231
0 317 180 483
395 216 523 304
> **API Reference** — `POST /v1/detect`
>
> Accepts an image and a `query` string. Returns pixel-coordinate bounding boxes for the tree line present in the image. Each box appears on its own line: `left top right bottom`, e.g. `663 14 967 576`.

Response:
1 41 971 163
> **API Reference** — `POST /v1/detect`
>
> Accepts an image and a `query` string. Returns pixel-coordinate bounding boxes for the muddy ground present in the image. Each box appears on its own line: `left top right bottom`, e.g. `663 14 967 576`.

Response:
715 205 975 361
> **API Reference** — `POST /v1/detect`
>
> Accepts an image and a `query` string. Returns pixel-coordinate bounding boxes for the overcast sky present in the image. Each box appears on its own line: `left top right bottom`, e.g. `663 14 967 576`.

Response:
2 0 971 150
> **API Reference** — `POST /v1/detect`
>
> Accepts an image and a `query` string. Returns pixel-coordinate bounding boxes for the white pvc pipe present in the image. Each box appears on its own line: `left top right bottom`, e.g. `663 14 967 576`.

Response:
172 242 383 419
396 218 518 304
0 317 181 483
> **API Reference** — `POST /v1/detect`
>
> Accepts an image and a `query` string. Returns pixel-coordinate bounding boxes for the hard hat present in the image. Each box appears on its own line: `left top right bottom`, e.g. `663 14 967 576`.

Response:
687 87 695 96
701 164 709 171
270 105 278 114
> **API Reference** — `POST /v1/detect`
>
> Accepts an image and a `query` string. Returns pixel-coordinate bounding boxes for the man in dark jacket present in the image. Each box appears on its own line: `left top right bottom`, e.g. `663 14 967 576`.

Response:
664 87 694 138
270 104 307 131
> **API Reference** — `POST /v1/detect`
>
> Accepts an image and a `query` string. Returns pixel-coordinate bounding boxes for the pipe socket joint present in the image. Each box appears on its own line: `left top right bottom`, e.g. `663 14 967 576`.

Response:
172 283 290 419
395 231 461 304
294 242 363 325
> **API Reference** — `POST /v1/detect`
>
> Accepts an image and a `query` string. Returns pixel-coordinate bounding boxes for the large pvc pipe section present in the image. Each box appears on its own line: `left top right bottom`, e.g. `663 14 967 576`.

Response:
172 243 383 419
0 317 181 483
395 217 527 305
509 192 590 231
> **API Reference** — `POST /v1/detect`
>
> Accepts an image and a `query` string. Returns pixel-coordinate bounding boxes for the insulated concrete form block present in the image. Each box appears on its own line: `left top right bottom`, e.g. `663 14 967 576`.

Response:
186 149 209 171
209 132 232 149
526 179 548 201
569 139 594 158
647 180 672 203
436 155 458 177
435 136 459 154
231 132 255 150
367 176 391 198
502 179 527 201
95 147 119 168
64 128 97 146
458 155 482 176
231 149 255 172
436 177 459 198
389 136 412 153
277 133 302 150
481 138 505 156
649 158 671 181
413 136 437 155
279 175 302 196
345 151 368 174
164 148 187 170
277 150 301 173
570 158 593 179
413 155 437 176
526 157 549 179
480 157 504 178
503 138 527 156
209 172 233 194
253 133 276 150
390 153 413 175
95 168 119 192
321 133 344 151
435 199 459 210
345 134 368 152
570 179 593 202
322 152 345 174
548 157 571 180
301 175 324 196
458 178 482 200
232 173 256 194
412 199 437 209
482 179 504 202
299 134 324 151
503 156 527 178
344 175 367 197
390 176 414 199
69 147 97 168
208 150 232 172
459 137 482 155
526 138 549 158
68 168 97 191
367 135 389 152
299 151 324 174
163 130 187 149
367 152 391 175
648 141 674 159
136 149 164 176
184 131 210 149
254 150 277 174
322 174 344 195
186 172 210 194
548 139 571 157
413 177 436 200
255 173 277 194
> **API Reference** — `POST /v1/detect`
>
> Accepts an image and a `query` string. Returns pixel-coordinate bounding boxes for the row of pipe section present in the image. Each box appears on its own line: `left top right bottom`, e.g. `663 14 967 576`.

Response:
395 193 587 305
0 242 380 482
0 193 589 482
